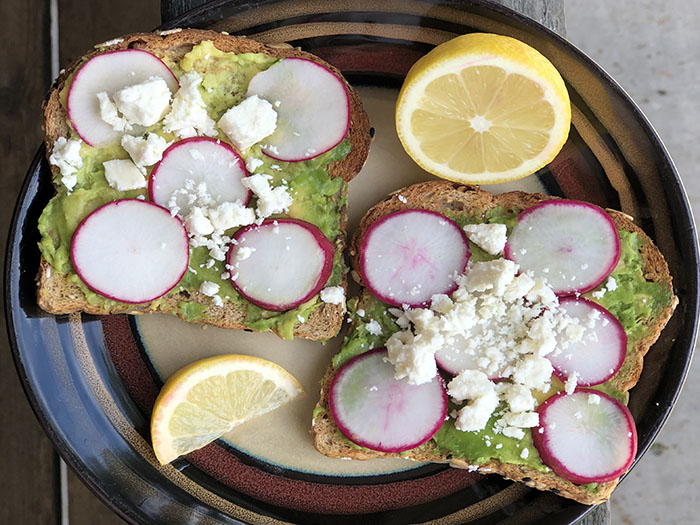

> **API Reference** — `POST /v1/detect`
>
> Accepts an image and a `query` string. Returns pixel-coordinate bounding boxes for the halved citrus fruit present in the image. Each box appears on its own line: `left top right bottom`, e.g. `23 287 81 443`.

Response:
396 33 571 184
151 354 303 464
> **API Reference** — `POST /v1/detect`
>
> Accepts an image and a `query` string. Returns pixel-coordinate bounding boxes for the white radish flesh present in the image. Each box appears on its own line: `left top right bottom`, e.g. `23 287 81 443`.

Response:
228 219 334 311
246 58 350 161
67 50 178 147
533 390 637 484
149 138 249 216
435 334 484 376
329 348 447 452
548 298 627 386
505 200 620 295
71 199 188 303
359 210 470 307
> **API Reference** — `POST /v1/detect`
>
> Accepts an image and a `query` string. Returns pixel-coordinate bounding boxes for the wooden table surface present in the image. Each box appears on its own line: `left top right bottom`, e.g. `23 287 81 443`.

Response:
0 1 608 523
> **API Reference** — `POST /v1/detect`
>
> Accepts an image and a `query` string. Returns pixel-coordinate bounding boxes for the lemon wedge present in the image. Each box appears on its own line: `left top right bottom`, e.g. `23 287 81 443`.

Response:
396 33 571 184
151 354 303 464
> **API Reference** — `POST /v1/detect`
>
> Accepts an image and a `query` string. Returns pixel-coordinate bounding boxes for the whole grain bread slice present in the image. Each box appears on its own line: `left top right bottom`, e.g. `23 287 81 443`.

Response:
37 29 371 341
312 180 677 504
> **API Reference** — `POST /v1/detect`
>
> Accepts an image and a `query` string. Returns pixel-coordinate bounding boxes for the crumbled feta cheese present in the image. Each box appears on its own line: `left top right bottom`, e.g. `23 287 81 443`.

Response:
501 383 536 413
463 223 508 255
96 92 131 132
500 411 539 428
184 206 215 236
320 286 345 305
121 133 170 168
207 201 255 230
245 156 264 173
163 71 217 138
218 95 277 151
357 309 365 317
588 393 601 405
448 371 499 432
212 295 224 307
501 426 526 440
242 173 293 218
564 372 578 395
520 448 529 459
236 246 255 261
112 77 172 126
49 137 83 191
510 355 553 392
397 194 408 203
430 294 453 314
386 330 439 385
366 319 383 336
606 276 618 291
297 314 305 323
199 281 219 297
102 159 146 190
465 259 518 295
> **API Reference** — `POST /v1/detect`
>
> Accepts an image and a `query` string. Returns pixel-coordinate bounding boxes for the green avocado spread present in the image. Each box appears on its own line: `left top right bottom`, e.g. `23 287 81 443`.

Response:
322 206 672 493
38 41 350 339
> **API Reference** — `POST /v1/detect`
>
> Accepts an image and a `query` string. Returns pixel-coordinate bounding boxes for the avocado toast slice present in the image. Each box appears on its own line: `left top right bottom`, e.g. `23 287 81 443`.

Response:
312 180 677 504
37 29 371 340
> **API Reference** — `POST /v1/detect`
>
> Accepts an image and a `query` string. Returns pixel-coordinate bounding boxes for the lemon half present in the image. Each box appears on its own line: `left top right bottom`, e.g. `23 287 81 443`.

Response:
396 33 571 184
151 354 303 464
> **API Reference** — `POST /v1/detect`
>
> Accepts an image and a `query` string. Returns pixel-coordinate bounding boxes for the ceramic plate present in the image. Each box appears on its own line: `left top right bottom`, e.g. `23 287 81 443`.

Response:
7 0 698 523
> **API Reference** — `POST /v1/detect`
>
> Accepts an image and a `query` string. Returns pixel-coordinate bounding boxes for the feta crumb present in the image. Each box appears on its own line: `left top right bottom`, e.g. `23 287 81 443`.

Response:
448 370 499 431
212 295 224 307
502 426 526 440
163 71 217 138
245 156 264 172
96 92 131 132
587 393 601 405
121 133 170 168
208 201 255 230
357 309 365 317
320 286 344 305
218 95 277 151
102 159 146 191
366 319 383 336
49 137 83 191
564 372 578 395
520 448 529 459
236 246 255 261
463 223 508 255
199 281 219 297
606 276 618 291
242 173 293 218
574 411 583 419
297 314 305 323
112 77 172 126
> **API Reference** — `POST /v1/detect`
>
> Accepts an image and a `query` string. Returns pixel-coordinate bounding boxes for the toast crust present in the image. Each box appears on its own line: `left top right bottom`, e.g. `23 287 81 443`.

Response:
38 29 370 340
313 180 678 504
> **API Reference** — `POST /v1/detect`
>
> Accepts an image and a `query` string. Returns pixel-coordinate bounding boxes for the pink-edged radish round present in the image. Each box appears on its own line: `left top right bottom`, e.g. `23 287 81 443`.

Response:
359 209 470 308
329 348 447 452
228 219 333 311
548 298 627 386
246 58 350 161
67 49 178 147
505 200 620 296
532 389 637 484
71 199 188 303
150 137 250 216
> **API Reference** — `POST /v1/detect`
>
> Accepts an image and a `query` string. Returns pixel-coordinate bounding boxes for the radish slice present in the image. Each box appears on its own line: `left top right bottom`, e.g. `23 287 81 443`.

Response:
548 298 627 386
329 348 447 452
504 201 620 296
149 138 250 216
246 58 350 161
435 334 484 376
67 49 178 147
359 210 470 308
228 219 334 311
533 390 637 484
71 199 188 303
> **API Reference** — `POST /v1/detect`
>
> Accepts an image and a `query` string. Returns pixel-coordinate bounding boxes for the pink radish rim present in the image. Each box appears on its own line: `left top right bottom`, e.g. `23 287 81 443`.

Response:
227 218 334 312
359 209 470 308
66 49 178 147
532 388 637 485
148 137 252 207
503 200 621 296
260 57 351 163
70 198 189 304
550 297 628 386
329 347 448 453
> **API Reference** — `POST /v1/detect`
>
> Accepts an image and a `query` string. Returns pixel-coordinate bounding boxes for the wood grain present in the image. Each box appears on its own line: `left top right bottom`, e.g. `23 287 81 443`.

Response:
0 0 61 523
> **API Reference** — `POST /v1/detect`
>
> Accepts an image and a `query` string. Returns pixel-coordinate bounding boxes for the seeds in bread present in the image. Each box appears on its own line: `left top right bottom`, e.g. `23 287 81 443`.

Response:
38 29 371 341
312 180 677 504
